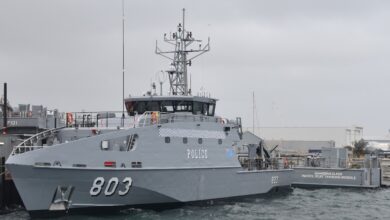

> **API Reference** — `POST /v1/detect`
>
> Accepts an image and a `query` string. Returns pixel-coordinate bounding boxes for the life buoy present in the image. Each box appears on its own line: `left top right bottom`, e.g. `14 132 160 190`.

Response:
283 157 289 168
218 117 226 124
151 112 159 124
66 113 73 125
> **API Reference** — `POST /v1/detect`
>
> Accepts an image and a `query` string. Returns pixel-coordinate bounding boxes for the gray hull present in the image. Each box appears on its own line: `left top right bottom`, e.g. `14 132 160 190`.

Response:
8 164 292 212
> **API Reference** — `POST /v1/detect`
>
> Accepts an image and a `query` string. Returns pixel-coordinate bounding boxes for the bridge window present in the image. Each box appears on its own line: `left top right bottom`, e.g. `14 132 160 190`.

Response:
127 101 160 116
161 101 174 113
208 104 215 116
176 101 192 112
127 100 215 116
193 102 202 115
193 102 215 116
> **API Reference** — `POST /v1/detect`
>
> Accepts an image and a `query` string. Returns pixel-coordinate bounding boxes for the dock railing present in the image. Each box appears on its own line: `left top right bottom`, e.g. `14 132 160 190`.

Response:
284 156 350 169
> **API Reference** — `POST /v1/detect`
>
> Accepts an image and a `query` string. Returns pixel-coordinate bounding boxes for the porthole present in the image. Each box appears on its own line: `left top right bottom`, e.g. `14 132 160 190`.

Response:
218 139 222 145
198 138 203 144
165 137 170 143
183 137 188 144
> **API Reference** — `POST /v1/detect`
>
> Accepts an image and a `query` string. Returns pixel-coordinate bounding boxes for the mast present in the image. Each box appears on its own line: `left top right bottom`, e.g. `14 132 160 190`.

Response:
121 0 125 126
155 8 210 96
3 83 7 129
252 91 255 133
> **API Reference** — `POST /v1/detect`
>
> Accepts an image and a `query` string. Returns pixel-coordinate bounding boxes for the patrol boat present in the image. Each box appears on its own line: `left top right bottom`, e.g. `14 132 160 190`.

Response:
6 9 292 216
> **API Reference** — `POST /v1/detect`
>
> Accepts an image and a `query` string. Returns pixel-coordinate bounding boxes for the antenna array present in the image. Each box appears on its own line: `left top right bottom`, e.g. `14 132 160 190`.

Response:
155 8 210 96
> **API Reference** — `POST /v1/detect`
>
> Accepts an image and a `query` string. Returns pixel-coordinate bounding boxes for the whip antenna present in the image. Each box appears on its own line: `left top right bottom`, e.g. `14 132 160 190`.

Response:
121 0 125 126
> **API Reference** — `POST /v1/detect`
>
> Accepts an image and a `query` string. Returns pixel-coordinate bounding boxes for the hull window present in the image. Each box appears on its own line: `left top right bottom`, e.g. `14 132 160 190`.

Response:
165 137 171 143
101 140 109 150
198 138 203 144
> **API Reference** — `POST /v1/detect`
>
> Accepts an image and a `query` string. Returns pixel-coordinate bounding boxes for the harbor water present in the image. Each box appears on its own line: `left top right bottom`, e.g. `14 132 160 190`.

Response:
2 187 390 220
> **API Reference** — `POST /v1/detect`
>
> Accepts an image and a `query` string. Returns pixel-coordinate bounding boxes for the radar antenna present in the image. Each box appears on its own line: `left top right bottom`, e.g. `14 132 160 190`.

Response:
155 8 210 96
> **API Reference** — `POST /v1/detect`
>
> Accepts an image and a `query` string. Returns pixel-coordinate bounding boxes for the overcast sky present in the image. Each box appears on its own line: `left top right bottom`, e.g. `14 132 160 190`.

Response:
1 0 389 136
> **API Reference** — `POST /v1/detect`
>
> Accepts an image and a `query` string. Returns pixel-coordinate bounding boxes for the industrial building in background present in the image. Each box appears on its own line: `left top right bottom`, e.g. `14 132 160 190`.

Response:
245 126 364 154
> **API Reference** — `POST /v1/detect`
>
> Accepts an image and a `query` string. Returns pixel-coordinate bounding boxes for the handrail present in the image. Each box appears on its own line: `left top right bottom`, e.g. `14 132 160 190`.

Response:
64 111 135 128
62 110 236 128
17 126 65 147
11 126 66 155
135 111 235 127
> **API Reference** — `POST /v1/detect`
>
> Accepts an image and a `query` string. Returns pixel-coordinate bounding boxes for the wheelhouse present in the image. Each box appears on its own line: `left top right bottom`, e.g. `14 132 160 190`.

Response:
125 96 217 116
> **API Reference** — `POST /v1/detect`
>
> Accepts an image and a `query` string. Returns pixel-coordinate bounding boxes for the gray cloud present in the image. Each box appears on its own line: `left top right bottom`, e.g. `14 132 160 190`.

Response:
1 0 390 135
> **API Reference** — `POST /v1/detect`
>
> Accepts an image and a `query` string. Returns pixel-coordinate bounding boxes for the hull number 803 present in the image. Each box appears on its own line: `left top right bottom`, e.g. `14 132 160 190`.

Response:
90 177 133 196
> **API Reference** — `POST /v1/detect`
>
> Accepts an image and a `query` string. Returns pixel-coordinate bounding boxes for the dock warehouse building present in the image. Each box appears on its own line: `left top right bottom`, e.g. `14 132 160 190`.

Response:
244 126 363 154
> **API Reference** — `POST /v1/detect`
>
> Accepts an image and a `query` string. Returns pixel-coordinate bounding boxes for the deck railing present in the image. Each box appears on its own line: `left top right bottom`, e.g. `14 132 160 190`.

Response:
64 111 136 128
63 111 235 128
11 126 65 155
136 111 234 127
